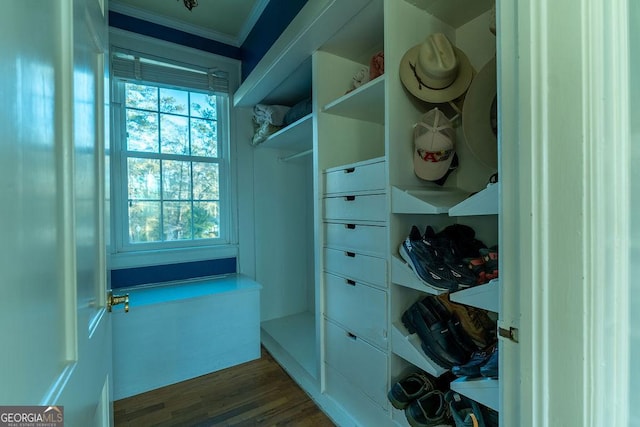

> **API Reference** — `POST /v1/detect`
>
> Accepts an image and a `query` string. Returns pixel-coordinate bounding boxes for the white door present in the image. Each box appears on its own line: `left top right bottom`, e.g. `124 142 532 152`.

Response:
0 0 113 426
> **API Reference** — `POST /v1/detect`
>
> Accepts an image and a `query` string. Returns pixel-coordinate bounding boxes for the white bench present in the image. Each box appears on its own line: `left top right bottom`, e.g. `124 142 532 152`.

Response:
112 274 262 400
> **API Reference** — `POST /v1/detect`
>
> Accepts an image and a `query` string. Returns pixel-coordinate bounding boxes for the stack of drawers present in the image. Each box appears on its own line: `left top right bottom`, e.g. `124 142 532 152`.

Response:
322 157 390 419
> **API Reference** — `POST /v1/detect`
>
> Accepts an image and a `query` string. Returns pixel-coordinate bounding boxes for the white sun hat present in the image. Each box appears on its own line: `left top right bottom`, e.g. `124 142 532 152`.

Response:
462 56 498 169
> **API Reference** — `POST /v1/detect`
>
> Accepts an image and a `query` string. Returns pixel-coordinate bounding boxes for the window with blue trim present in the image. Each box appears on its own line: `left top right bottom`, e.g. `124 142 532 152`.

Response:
110 45 235 261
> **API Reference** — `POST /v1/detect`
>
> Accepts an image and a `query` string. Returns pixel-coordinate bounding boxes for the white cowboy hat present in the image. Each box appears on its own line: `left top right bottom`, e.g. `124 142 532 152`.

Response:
462 56 497 169
400 33 474 103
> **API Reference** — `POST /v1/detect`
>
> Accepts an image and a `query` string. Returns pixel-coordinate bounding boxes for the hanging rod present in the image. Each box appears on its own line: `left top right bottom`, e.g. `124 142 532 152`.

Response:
279 149 313 162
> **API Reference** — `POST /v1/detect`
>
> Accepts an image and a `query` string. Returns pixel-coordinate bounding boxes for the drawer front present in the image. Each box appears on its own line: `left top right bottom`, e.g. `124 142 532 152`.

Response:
324 247 387 288
324 194 386 222
325 320 389 408
324 160 385 195
324 272 387 348
324 222 386 257
325 365 390 421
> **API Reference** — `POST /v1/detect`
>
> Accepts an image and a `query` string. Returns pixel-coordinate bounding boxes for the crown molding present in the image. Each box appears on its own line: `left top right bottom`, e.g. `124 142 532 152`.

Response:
109 0 242 47
238 0 270 45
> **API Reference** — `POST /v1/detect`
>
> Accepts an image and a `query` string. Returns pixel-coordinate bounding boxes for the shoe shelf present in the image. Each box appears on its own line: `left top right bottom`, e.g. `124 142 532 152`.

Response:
391 186 469 214
391 255 445 295
448 183 499 217
260 113 313 153
450 377 499 412
322 75 385 124
450 279 500 313
390 321 448 378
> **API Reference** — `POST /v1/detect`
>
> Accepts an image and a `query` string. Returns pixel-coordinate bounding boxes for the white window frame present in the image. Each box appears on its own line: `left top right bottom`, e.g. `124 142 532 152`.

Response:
108 29 241 269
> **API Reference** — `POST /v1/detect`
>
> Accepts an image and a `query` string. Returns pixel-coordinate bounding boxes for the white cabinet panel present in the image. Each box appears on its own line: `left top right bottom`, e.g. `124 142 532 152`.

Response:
324 194 387 222
324 247 387 288
324 222 387 257
324 157 385 195
325 319 389 409
324 272 387 348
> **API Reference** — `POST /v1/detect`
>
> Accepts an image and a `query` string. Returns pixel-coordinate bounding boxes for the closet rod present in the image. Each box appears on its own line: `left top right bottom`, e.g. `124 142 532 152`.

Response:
279 149 313 162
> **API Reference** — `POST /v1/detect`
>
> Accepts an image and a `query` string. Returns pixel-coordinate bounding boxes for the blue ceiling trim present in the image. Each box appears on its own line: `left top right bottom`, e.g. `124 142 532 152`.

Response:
109 11 242 60
240 0 309 80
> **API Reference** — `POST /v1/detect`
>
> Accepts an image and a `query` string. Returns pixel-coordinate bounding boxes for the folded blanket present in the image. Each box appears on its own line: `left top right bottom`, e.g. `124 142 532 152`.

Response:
253 104 291 126
283 97 312 127
251 118 281 146
352 66 370 90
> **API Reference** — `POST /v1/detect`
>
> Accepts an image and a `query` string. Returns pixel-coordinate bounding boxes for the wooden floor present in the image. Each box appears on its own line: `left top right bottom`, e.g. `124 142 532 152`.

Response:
113 347 335 427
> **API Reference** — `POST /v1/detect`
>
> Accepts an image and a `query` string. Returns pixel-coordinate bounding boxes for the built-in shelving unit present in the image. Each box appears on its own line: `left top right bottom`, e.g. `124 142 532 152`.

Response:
391 322 449 377
450 279 500 313
449 182 499 216
322 76 385 124
450 377 499 411
259 113 313 152
391 255 446 295
391 186 470 214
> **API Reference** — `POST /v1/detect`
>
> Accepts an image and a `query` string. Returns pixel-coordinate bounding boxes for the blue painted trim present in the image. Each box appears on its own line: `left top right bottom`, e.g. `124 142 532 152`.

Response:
109 11 242 60
240 0 309 80
111 257 237 288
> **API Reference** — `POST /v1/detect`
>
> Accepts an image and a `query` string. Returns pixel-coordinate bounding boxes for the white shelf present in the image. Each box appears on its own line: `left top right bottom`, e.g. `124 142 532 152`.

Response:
392 186 469 214
391 255 445 295
322 76 385 124
448 183 499 216
261 311 317 379
450 377 499 411
450 279 500 313
233 0 372 107
260 113 313 152
390 322 448 378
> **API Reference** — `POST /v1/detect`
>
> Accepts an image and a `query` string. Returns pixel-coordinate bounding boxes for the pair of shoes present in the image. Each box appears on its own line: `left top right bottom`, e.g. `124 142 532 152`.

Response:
405 390 453 427
445 391 486 427
451 344 498 378
399 226 460 292
463 246 499 285
436 293 497 349
387 371 437 410
402 297 473 369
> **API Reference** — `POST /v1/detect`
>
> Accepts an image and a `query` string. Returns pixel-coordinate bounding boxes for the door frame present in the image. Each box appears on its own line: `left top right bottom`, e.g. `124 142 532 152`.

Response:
499 0 630 425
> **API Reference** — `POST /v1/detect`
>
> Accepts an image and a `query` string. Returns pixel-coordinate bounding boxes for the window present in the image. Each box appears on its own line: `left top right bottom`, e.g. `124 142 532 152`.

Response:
111 46 235 258
124 83 224 244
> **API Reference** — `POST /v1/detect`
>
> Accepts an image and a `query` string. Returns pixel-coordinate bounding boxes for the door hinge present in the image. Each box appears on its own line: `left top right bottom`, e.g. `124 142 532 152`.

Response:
498 324 519 343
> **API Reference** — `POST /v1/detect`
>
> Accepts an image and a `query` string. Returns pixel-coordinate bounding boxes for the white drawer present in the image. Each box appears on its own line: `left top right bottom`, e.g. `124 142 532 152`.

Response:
324 247 387 288
324 194 386 222
325 365 390 422
324 272 387 348
325 319 389 409
324 158 385 195
324 222 386 257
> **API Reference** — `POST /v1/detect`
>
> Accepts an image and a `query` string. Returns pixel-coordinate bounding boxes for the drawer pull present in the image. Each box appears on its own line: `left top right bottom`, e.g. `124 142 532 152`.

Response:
343 167 355 174
345 279 356 286
344 224 356 230
344 195 356 201
345 251 356 258
346 332 357 340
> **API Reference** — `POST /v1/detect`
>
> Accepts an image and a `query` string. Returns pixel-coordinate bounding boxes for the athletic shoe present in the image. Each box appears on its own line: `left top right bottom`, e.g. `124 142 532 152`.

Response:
445 391 486 427
480 346 498 378
450 347 494 378
399 226 460 291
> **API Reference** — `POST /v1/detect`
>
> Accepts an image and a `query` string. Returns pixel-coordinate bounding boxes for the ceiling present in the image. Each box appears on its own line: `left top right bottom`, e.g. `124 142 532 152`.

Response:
109 0 270 47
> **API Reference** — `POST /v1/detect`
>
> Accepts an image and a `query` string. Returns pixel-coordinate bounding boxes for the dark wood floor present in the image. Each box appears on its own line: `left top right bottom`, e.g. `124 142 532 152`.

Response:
113 347 335 427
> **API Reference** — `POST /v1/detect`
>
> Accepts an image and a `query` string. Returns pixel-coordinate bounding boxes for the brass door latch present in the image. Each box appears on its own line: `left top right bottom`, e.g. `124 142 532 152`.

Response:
107 290 129 313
